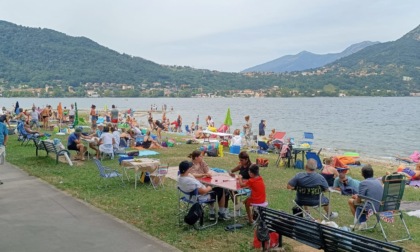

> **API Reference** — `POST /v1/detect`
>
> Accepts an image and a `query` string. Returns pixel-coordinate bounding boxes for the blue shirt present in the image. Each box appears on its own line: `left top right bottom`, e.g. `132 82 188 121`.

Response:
0 122 7 145
333 176 361 191
359 177 383 211
67 133 80 146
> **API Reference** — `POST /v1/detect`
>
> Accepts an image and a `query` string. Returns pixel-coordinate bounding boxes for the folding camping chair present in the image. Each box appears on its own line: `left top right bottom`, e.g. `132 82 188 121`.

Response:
148 164 169 190
177 186 217 230
292 185 333 221
17 121 38 146
305 151 323 170
93 158 124 188
301 132 314 146
354 173 412 242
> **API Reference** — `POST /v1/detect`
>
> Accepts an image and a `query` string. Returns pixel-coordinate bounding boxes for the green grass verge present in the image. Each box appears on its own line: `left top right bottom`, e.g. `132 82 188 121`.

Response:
6 132 420 252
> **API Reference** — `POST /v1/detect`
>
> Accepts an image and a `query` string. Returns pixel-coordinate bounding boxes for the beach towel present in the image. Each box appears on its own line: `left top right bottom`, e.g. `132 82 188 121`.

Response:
138 150 160 156
409 180 420 187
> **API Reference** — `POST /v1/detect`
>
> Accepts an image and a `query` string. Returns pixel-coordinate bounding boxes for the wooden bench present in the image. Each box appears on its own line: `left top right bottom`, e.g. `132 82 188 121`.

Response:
34 139 70 164
259 207 404 252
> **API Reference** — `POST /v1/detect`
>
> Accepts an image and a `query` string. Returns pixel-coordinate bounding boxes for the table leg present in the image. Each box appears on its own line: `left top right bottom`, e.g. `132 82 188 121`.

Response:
302 151 305 168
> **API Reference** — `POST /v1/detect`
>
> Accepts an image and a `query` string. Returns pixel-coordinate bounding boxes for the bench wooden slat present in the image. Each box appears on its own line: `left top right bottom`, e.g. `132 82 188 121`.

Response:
259 207 404 252
33 139 70 165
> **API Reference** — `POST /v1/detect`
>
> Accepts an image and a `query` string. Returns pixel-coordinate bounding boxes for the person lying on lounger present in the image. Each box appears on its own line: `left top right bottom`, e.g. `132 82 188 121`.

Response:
396 151 420 164
387 163 420 181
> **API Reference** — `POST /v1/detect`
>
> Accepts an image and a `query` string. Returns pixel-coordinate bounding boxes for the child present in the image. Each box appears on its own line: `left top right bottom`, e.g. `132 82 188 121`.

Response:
238 164 266 225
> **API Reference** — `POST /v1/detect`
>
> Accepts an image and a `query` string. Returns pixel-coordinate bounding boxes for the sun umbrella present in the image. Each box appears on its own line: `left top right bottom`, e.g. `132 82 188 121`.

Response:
57 102 63 131
73 102 79 127
224 108 232 126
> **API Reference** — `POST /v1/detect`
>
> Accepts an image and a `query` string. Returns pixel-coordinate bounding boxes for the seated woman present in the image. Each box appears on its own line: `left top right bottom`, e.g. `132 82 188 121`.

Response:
98 126 115 158
321 157 339 186
194 126 205 139
230 129 242 147
141 130 162 149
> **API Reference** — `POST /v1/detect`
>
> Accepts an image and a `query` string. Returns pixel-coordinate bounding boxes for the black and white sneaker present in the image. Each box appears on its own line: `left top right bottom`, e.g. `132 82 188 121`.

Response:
218 212 231 221
208 213 216 221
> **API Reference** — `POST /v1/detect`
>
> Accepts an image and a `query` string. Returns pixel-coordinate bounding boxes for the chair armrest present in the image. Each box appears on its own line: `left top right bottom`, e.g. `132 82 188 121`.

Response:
358 195 380 203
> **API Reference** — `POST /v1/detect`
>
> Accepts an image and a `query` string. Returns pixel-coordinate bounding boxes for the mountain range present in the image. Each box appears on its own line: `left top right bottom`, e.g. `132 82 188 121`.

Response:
241 41 380 73
0 20 419 97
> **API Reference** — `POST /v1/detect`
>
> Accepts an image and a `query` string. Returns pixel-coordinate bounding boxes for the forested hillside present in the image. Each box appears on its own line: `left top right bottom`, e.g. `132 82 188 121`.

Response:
0 20 419 97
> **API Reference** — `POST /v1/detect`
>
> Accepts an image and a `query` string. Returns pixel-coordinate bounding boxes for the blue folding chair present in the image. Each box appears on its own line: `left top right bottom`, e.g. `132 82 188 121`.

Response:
93 158 124 188
305 151 323 170
177 186 217 230
301 132 314 146
17 121 38 146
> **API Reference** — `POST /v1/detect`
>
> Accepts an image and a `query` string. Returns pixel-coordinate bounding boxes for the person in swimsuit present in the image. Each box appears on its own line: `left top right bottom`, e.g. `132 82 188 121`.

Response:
141 130 162 149
321 157 339 186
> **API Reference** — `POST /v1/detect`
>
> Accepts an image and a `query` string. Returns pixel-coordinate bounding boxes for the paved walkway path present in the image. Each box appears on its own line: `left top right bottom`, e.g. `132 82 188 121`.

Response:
0 161 180 252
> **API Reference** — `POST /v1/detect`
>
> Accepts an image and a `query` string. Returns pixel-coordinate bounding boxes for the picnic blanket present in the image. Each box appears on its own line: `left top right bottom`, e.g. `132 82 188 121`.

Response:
409 180 420 187
139 150 160 156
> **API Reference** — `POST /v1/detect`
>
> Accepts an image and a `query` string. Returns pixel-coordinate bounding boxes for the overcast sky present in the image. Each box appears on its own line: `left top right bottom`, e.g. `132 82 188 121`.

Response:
1 0 419 72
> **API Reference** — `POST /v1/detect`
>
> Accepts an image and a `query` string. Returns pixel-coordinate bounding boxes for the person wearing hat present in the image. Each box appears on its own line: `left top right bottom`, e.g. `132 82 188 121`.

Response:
177 160 230 221
67 128 88 161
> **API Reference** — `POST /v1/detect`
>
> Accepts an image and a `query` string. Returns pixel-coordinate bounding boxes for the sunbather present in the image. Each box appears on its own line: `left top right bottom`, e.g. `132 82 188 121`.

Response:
396 151 420 163
387 163 420 180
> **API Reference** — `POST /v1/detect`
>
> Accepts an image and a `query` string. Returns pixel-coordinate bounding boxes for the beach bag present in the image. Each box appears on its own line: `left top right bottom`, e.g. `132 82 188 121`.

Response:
295 160 303 169
253 219 276 249
127 151 139 157
184 202 204 226
340 185 357 196
253 231 279 249
256 157 269 167
206 148 218 157
161 141 168 147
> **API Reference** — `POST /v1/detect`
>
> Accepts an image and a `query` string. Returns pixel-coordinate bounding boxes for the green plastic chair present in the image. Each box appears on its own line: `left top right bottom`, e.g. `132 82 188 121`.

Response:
355 173 412 242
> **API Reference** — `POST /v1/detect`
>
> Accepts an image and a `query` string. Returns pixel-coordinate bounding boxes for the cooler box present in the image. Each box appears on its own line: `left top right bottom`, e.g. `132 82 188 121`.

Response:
230 145 241 154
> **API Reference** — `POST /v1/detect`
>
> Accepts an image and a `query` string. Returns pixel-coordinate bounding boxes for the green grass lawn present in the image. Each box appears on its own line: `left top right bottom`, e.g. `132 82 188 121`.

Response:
6 131 420 252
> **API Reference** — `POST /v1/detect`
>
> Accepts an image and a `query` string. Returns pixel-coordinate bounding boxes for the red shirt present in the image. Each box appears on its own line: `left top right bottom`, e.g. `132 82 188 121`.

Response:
245 176 266 204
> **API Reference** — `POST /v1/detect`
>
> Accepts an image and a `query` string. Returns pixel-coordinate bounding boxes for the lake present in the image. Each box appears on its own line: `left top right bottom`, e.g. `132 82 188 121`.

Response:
2 97 418 161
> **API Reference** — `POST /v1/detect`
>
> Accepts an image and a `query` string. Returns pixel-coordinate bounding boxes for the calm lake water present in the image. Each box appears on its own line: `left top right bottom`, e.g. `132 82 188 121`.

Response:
2 97 419 161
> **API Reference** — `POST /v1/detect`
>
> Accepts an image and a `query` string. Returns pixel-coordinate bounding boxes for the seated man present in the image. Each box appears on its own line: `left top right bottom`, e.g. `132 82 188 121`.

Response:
287 158 338 219
23 121 45 137
67 128 87 161
177 160 230 221
348 164 383 229
333 171 361 195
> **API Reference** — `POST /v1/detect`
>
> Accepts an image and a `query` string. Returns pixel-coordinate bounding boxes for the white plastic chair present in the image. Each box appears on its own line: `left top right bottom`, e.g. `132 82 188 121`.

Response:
148 164 169 189
99 144 114 160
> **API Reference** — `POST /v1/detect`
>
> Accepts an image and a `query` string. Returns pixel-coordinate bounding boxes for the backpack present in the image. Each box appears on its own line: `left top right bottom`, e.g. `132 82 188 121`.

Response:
184 202 204 226
256 157 269 167
206 148 218 157
256 219 270 244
